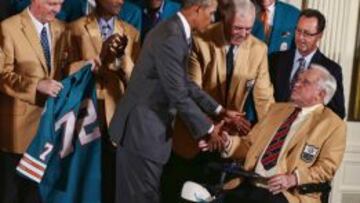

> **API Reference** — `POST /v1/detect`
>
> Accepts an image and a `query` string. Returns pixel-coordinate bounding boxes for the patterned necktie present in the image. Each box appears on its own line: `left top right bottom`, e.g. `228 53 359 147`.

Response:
149 11 160 26
40 26 51 71
261 107 301 170
260 9 270 41
101 23 111 41
226 45 235 96
290 57 306 91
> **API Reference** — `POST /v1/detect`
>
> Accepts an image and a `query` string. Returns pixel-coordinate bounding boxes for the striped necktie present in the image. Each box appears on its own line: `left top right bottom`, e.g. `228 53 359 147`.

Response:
290 57 306 91
260 107 301 170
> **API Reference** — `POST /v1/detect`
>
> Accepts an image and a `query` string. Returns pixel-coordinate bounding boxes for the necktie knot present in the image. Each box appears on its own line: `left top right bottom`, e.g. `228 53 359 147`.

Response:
298 57 306 70
101 24 112 40
291 57 306 91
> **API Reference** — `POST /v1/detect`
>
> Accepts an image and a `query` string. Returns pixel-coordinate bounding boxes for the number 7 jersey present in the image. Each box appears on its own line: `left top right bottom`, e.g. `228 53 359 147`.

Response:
16 63 102 203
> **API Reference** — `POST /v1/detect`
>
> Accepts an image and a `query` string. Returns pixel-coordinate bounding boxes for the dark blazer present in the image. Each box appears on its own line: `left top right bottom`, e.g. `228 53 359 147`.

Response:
269 49 345 119
109 15 219 164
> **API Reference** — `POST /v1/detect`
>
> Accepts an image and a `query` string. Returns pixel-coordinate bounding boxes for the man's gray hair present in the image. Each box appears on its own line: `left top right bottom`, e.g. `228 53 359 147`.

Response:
311 64 337 105
183 0 216 8
222 0 256 21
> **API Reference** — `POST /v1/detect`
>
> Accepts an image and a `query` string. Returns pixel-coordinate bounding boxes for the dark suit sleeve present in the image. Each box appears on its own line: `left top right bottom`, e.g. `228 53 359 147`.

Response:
153 35 217 139
327 64 345 119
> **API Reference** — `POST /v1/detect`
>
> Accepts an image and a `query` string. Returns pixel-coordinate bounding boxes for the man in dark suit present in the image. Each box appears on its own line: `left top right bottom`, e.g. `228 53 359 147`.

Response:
269 9 345 119
108 0 240 202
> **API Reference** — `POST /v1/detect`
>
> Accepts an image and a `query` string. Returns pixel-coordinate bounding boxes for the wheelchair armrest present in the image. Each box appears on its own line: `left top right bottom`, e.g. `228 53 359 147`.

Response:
297 182 331 194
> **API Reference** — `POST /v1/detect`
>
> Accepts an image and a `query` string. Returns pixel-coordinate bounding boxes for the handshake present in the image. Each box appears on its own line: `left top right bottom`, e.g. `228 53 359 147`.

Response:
198 109 251 152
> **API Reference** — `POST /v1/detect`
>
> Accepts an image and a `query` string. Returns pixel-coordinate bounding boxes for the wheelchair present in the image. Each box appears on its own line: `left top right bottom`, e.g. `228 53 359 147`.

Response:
180 162 332 203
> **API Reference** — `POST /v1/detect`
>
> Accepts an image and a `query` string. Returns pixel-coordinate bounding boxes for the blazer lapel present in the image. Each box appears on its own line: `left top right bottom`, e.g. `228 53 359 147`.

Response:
227 41 250 108
20 10 48 75
214 24 228 104
85 13 102 55
310 49 322 64
113 19 125 36
49 22 62 75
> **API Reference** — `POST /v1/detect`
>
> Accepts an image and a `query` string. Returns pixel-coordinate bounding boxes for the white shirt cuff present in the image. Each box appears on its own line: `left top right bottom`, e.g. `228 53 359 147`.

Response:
207 124 214 134
215 105 223 115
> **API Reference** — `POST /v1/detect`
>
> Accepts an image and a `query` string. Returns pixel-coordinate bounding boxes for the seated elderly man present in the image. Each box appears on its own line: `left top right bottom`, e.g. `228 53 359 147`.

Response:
221 65 346 203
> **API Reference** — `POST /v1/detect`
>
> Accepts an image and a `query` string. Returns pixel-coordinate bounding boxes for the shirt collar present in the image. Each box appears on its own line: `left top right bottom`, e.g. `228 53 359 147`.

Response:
266 2 275 13
98 17 115 28
27 8 49 35
298 103 323 116
177 12 191 41
294 49 317 68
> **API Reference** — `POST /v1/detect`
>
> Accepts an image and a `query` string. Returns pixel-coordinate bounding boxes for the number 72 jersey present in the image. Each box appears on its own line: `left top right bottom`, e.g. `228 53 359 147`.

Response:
16 63 102 203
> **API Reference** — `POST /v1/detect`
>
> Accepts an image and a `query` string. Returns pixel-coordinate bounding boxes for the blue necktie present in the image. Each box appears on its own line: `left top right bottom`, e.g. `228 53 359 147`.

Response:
290 57 306 91
226 45 235 97
101 24 111 40
40 27 51 71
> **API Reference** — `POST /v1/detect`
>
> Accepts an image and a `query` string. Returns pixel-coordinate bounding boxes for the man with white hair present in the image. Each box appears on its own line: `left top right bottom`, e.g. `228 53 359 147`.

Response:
0 0 66 202
222 65 346 203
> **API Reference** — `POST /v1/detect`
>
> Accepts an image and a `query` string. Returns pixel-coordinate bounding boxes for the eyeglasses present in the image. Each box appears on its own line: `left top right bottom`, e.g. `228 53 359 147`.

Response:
295 28 320 37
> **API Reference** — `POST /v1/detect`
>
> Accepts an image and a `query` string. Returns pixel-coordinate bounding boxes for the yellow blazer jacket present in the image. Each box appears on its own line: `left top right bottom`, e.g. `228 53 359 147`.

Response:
0 9 67 153
173 22 274 159
67 13 140 126
225 103 346 203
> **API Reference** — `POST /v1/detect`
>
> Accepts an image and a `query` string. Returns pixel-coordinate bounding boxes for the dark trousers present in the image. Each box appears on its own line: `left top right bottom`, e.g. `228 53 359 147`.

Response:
102 136 116 203
98 99 116 203
224 182 289 203
161 152 225 203
115 148 163 203
0 151 42 203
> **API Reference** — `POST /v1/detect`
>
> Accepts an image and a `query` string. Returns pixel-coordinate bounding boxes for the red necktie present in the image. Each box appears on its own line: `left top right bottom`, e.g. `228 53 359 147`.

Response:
261 107 301 170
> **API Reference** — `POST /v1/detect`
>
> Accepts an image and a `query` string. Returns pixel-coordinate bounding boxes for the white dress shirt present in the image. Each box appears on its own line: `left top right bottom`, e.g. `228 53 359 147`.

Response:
27 8 52 54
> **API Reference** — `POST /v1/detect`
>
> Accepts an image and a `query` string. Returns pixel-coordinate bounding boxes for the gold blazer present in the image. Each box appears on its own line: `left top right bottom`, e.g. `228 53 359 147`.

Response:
0 9 66 153
173 22 274 159
66 13 140 126
225 103 346 203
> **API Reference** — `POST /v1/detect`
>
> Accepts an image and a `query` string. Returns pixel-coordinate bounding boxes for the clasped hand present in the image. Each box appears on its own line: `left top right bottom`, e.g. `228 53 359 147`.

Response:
198 109 251 152
100 33 128 65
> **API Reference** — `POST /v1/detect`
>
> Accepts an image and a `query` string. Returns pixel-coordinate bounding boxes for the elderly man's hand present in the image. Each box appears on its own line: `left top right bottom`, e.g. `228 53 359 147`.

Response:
222 110 251 136
36 79 64 97
268 173 298 195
